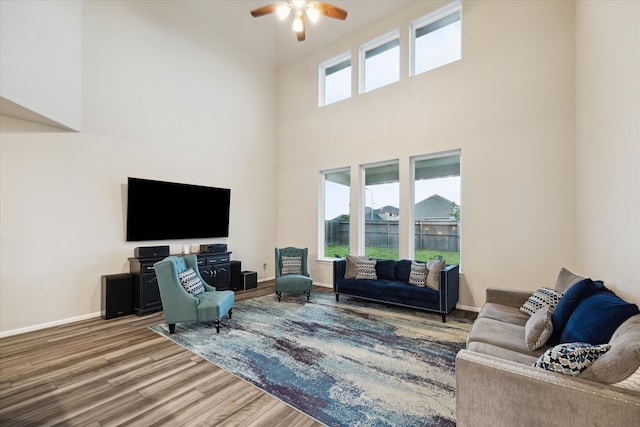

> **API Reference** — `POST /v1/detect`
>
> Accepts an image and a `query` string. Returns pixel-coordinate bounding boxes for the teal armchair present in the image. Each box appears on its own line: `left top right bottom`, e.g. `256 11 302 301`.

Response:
275 247 313 302
153 254 234 333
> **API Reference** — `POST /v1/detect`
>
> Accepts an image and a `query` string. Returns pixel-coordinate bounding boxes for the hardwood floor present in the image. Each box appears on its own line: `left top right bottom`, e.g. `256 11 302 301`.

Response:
0 282 326 427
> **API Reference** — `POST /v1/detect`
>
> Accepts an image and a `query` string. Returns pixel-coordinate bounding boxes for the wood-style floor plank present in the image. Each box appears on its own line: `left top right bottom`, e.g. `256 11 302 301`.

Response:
0 282 326 426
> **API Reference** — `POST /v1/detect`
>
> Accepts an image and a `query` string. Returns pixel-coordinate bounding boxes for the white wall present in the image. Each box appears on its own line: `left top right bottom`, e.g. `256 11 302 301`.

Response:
276 0 577 309
0 0 82 130
0 0 277 334
575 1 640 304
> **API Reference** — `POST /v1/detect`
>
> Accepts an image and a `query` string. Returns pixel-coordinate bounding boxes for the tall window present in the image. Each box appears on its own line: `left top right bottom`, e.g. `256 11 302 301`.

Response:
360 31 400 93
363 162 400 260
321 168 351 258
411 1 461 76
412 152 461 265
319 53 351 106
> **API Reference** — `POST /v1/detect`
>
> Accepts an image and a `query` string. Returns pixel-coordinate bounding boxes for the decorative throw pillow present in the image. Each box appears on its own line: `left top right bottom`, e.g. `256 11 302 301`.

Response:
548 278 605 345
408 261 427 287
559 290 639 345
426 258 445 291
520 287 564 316
533 342 611 377
177 268 205 296
525 306 554 350
355 259 377 280
554 267 586 293
281 256 302 276
346 254 369 279
375 259 396 280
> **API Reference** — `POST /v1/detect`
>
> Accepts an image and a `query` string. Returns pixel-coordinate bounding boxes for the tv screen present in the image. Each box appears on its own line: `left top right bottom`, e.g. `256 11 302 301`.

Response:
126 177 230 241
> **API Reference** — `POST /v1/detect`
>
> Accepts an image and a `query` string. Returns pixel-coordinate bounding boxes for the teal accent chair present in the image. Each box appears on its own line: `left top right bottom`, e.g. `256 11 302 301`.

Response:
154 254 234 334
275 247 313 302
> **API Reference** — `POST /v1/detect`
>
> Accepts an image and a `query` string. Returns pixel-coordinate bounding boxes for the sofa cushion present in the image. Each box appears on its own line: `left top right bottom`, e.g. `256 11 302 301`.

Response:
580 315 640 384
426 258 445 290
281 256 302 276
520 287 563 316
345 254 369 279
549 278 605 345
355 259 377 280
611 366 640 392
381 281 439 303
525 306 554 350
408 261 427 286
534 342 611 377
555 267 586 293
559 290 639 345
395 260 412 282
466 317 546 357
375 259 396 280
337 278 386 297
177 268 205 296
478 302 529 327
466 341 539 366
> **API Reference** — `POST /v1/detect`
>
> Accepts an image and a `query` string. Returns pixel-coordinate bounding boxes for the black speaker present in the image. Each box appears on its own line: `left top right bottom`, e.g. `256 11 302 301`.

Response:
134 245 169 259
230 260 242 291
101 273 133 320
199 244 227 253
242 271 257 290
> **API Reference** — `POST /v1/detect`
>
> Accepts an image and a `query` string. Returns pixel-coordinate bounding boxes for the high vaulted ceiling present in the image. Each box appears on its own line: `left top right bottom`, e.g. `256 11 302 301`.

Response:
180 0 416 68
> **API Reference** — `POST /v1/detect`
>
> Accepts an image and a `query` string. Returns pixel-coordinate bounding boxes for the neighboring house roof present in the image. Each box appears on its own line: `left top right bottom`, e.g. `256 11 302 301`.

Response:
332 195 459 221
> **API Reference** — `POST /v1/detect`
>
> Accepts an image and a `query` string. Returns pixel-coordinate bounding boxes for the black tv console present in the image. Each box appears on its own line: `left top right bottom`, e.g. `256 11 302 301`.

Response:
129 251 232 316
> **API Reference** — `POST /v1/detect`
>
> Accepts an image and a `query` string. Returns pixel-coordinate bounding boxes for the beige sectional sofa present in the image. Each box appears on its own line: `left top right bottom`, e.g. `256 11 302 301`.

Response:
456 269 640 427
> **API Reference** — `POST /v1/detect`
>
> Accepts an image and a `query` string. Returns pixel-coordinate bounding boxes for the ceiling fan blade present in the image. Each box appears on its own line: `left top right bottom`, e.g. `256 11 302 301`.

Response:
297 15 306 42
250 4 278 17
316 2 348 20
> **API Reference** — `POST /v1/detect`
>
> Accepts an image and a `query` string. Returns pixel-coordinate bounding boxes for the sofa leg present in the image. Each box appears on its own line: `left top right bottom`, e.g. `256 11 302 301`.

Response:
215 320 220 333
169 323 176 334
442 314 446 323
228 308 233 319
335 293 340 302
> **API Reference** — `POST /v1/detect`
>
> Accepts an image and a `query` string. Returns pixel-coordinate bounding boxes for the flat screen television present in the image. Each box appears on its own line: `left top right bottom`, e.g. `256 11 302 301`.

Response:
126 177 230 241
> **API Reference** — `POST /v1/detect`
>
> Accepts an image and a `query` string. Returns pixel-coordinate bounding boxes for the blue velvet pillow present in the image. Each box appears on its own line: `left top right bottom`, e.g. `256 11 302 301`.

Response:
548 278 605 345
395 260 412 282
560 290 639 345
375 260 396 281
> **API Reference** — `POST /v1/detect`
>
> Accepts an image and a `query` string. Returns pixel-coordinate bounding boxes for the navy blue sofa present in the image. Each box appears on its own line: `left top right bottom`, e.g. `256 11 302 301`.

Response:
333 259 459 322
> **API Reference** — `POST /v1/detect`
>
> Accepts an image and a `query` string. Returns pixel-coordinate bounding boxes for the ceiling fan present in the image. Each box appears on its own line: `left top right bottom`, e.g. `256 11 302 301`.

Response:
250 0 348 42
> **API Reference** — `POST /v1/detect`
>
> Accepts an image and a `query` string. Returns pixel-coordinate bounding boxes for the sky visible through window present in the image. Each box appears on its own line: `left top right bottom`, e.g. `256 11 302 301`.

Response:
325 176 460 220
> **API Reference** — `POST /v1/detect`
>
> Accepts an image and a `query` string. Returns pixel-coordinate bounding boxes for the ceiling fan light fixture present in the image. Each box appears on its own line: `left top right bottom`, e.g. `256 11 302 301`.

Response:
292 0 306 9
306 4 320 23
292 15 304 32
276 4 291 20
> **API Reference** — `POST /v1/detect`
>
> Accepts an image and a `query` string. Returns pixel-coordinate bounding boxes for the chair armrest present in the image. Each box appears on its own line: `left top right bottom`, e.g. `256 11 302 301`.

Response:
456 349 640 427
485 287 532 309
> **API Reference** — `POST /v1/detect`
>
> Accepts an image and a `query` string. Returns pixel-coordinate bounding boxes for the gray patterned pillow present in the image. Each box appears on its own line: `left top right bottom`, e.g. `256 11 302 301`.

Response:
534 342 611 376
520 287 563 316
177 268 205 295
346 254 369 279
281 256 302 275
426 258 445 290
408 261 427 287
355 259 377 280
525 306 554 350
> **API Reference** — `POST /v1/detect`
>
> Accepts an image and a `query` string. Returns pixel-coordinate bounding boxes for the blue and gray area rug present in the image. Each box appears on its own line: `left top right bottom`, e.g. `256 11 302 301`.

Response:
150 292 471 427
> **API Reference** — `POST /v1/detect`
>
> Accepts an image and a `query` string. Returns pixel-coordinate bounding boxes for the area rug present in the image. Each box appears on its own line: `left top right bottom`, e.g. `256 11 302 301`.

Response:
150 292 472 427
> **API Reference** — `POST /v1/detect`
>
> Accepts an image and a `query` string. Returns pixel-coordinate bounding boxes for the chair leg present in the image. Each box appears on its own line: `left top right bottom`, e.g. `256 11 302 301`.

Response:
215 320 220 333
228 308 233 319
169 323 176 334
276 291 281 302
306 290 311 301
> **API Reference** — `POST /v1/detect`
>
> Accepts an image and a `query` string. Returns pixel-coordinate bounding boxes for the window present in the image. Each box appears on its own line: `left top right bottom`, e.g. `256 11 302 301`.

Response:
412 152 461 265
321 168 351 258
411 1 461 76
319 53 351 106
362 161 400 260
360 31 400 93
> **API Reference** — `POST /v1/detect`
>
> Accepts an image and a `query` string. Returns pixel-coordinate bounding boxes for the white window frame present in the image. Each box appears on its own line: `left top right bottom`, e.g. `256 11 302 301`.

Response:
359 29 400 94
318 51 352 107
318 167 351 260
410 0 462 77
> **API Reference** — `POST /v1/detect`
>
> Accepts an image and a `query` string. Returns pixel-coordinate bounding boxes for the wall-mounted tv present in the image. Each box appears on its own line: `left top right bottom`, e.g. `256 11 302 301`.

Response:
126 177 230 241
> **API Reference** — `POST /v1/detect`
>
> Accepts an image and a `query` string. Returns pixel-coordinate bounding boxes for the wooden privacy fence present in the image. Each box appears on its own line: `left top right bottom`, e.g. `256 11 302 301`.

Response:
325 220 459 252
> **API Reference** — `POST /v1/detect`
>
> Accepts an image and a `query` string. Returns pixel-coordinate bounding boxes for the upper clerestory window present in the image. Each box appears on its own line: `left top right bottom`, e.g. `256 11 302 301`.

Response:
319 52 352 107
360 30 400 94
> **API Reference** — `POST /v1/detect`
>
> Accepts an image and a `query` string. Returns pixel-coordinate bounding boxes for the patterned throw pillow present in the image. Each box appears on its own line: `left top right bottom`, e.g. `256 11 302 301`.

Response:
520 287 564 316
355 259 377 280
533 342 611 377
408 261 427 287
281 256 302 275
426 258 445 291
345 254 369 279
177 268 205 296
525 306 554 350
